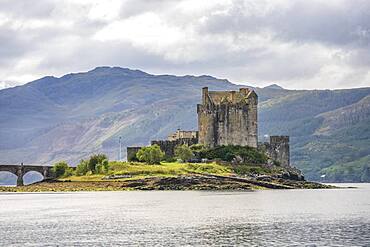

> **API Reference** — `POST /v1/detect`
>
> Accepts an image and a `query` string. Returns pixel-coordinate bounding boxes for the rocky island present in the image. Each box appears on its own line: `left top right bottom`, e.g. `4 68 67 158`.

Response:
0 159 333 192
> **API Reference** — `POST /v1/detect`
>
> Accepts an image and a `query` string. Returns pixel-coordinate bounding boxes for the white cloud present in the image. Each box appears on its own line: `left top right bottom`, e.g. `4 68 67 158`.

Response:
0 0 369 90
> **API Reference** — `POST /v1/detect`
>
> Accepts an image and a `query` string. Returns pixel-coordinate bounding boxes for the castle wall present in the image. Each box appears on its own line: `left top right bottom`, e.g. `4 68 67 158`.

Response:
198 87 258 148
259 136 290 167
127 146 142 162
151 138 198 157
168 130 198 141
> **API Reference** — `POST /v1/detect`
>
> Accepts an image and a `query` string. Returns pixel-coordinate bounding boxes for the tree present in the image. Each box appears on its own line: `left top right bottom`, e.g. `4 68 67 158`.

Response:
102 159 109 174
136 145 164 164
52 161 69 178
95 159 109 174
175 145 193 162
76 160 89 176
88 154 108 173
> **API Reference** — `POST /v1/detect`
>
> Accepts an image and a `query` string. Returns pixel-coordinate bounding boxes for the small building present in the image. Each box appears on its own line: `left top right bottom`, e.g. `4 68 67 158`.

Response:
152 129 198 157
168 129 198 141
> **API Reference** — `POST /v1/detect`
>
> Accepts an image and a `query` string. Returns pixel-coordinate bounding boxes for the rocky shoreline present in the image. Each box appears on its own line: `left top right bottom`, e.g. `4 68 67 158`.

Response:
0 174 335 192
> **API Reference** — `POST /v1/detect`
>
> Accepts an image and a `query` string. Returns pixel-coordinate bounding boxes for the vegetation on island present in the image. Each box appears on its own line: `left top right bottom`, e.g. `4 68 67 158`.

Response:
136 145 164 164
0 145 335 192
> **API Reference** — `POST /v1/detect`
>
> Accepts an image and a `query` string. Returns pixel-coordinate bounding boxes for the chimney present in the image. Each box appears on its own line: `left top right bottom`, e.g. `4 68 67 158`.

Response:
202 87 209 104
231 91 236 103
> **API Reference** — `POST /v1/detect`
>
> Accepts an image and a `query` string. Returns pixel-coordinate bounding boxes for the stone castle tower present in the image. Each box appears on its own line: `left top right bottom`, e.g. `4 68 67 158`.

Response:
197 87 258 148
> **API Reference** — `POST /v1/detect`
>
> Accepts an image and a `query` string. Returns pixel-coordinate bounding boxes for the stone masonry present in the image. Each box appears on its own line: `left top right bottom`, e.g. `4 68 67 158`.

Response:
0 163 55 186
259 136 290 167
197 87 258 148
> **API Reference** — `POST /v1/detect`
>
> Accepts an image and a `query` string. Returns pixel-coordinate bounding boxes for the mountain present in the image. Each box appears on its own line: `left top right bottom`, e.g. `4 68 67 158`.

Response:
263 84 284 90
0 66 369 182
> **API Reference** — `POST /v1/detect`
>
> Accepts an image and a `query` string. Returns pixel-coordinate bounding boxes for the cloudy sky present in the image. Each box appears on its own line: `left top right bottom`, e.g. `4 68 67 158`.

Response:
1 0 370 90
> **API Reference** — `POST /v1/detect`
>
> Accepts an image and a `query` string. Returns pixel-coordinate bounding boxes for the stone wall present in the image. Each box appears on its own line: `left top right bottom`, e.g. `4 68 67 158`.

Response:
151 138 198 157
259 136 290 167
197 87 258 148
168 129 198 141
126 146 142 162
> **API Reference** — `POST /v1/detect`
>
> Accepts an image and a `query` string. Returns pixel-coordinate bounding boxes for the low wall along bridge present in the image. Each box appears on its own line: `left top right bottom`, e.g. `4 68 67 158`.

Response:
0 163 55 186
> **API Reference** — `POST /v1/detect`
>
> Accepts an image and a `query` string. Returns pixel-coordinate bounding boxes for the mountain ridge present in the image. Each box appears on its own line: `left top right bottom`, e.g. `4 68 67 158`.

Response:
0 66 369 182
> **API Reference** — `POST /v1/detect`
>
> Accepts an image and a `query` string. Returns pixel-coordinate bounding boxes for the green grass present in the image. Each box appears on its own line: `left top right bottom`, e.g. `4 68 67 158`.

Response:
63 161 233 181
109 161 232 176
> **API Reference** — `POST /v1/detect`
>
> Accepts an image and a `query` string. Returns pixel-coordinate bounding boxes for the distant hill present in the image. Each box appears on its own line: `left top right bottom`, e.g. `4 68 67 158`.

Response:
263 84 284 90
0 67 369 182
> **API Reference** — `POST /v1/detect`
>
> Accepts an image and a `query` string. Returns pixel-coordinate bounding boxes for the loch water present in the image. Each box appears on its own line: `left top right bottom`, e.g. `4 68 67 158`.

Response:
0 184 370 246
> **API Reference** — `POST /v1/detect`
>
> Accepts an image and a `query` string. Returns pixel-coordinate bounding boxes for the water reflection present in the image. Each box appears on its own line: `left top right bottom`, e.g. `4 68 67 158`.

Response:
0 184 369 246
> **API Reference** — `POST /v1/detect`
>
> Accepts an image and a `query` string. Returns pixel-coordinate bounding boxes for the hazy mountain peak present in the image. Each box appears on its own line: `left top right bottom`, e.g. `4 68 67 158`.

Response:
88 66 150 77
264 84 284 90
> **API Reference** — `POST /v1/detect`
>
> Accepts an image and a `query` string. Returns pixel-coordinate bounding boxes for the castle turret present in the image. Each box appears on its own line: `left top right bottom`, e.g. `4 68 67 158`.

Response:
269 136 290 167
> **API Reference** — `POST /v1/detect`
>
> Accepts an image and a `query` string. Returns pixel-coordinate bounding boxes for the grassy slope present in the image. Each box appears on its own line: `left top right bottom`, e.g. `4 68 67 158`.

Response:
64 162 233 182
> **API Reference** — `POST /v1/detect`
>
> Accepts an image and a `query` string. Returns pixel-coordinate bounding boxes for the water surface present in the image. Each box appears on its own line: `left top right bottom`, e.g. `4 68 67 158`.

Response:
1 184 369 246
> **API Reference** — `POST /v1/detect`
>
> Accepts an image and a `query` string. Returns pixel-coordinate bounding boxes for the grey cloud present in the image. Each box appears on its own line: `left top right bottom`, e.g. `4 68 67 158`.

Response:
0 27 37 66
0 0 55 19
0 0 370 90
201 0 370 48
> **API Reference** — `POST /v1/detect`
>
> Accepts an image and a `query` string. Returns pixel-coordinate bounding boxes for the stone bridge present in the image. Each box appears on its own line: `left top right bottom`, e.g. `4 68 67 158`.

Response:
0 163 55 186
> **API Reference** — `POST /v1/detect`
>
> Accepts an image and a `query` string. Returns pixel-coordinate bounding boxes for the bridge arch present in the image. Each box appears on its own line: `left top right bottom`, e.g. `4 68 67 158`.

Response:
0 171 18 186
23 171 44 185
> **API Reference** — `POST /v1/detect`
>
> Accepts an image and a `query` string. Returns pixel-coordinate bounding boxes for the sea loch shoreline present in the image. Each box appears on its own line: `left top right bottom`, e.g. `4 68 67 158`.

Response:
0 173 335 192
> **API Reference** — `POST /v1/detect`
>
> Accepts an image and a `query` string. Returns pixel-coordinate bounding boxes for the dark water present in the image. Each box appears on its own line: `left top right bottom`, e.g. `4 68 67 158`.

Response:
1 184 370 246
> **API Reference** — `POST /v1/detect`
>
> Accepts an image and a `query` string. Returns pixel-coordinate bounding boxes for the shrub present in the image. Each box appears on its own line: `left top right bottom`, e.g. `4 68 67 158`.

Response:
88 154 108 173
136 145 165 164
76 160 89 176
64 167 74 177
174 145 193 162
198 145 268 164
95 159 109 174
190 144 207 159
102 159 109 174
163 156 177 162
95 163 104 174
190 144 207 152
52 161 70 178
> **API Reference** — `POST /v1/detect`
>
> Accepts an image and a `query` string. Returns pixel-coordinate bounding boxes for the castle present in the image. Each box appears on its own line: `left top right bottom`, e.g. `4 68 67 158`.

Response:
197 87 258 148
127 87 290 166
